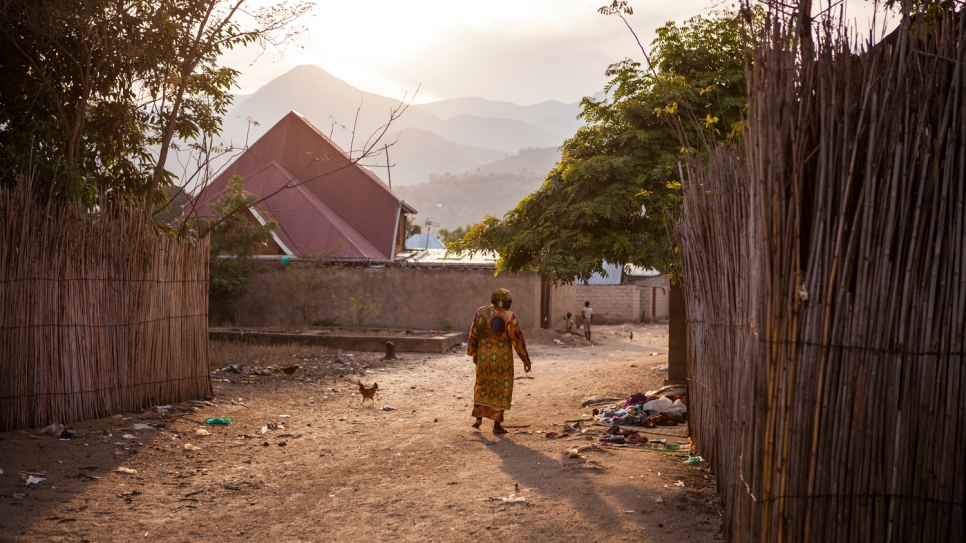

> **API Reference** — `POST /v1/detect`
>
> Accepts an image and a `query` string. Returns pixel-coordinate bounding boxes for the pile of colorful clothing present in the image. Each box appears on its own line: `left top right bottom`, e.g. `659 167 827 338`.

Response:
599 385 688 427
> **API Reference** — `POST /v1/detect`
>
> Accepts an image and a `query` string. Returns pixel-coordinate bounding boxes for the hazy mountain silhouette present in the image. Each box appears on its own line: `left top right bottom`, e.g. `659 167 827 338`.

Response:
392 148 561 230
200 65 590 222
394 171 545 231
367 128 505 187
222 65 438 153
423 115 562 153
464 147 561 176
216 65 571 184
415 97 582 139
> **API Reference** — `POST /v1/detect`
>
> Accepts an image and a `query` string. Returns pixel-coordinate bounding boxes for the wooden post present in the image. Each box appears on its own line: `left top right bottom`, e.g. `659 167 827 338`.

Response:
383 341 396 361
666 286 687 385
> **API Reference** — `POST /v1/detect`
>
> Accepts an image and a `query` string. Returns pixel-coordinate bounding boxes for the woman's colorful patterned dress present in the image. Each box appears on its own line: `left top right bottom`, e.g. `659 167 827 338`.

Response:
467 305 531 422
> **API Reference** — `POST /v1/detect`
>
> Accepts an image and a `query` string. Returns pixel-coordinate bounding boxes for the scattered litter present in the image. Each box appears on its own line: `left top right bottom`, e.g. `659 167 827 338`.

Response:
675 480 685 487
25 475 45 485
116 467 137 475
502 493 526 503
379 406 396 411
683 456 705 464
0 468 3 475
195 429 211 436
12 492 25 499
278 414 291 418
18 471 44 481
655 496 664 503
132 423 153 431
580 397 623 408
122 434 137 440
39 423 65 435
553 339 564 345
624 510 635 514
205 418 231 425
259 425 268 435
544 432 570 439
183 444 201 451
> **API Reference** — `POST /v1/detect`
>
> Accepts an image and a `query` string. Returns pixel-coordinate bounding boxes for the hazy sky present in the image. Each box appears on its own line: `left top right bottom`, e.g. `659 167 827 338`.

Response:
224 0 724 104
225 0 889 105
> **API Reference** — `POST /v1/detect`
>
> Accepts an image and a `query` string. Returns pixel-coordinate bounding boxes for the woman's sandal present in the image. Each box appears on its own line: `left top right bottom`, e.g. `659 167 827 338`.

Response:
493 423 508 434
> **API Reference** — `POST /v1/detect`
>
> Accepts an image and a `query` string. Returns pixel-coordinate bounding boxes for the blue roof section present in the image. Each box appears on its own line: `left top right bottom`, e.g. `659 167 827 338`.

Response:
584 262 624 285
405 234 445 250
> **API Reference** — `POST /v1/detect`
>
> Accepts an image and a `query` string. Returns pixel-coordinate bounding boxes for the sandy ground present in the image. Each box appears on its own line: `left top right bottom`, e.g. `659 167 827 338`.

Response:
0 324 723 542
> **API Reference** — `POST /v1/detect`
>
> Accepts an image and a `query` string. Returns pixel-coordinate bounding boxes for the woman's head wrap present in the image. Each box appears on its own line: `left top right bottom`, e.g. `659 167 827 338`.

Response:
490 288 512 308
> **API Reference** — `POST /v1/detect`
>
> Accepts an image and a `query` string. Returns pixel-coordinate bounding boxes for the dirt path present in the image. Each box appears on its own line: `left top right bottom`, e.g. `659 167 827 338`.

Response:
0 324 723 542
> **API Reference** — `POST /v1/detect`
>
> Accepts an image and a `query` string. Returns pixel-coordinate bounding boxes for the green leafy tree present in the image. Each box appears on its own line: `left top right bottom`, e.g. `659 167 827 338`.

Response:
405 216 422 237
450 11 746 283
437 224 477 244
0 0 311 213
202 174 277 324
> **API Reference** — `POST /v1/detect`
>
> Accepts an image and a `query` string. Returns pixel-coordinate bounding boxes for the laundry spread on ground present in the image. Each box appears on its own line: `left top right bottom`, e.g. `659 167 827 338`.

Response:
590 385 693 456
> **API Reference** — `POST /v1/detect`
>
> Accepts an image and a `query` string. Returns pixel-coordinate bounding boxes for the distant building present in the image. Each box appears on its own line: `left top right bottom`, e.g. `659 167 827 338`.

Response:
577 263 669 323
184 111 416 259
404 234 445 251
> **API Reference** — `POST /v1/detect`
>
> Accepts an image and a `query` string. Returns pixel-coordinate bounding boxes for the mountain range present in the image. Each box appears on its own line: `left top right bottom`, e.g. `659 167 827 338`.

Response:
211 64 588 229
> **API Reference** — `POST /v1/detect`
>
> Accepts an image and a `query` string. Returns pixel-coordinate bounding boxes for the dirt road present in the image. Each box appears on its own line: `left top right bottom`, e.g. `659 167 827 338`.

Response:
0 324 723 542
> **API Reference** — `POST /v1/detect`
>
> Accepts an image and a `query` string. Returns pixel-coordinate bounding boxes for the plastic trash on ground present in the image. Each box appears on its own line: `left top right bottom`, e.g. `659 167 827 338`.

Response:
205 417 231 425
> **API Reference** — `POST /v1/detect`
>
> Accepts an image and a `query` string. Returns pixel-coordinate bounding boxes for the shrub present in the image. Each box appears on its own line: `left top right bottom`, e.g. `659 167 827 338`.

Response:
335 294 382 328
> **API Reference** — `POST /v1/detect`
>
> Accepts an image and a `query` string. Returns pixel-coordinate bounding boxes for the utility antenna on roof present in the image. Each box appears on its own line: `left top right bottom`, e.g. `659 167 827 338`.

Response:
384 143 392 189
424 220 440 251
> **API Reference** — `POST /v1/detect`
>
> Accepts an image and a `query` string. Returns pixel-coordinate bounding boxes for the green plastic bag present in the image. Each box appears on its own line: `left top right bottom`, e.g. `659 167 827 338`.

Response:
205 417 231 425
682 455 704 464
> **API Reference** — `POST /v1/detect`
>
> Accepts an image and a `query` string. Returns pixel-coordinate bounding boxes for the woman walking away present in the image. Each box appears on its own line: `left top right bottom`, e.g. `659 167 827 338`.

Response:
467 288 532 434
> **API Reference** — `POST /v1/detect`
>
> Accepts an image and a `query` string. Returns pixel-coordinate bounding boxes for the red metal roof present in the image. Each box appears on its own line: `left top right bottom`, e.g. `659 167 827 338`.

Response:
185 112 414 259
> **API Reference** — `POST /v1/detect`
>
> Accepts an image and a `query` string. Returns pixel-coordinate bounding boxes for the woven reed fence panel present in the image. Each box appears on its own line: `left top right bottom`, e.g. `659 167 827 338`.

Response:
0 186 211 431
678 10 965 543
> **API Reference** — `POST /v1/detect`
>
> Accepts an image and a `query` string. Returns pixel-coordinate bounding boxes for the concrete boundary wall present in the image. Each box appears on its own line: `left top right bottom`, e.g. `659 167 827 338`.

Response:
234 262 575 331
576 284 669 324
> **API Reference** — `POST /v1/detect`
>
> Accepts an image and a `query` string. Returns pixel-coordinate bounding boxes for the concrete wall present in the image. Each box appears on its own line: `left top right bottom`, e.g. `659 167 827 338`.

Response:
548 279 576 331
233 262 572 331
576 281 670 324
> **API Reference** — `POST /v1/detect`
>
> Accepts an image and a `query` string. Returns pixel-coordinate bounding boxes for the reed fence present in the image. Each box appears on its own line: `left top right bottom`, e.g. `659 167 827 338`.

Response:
678 7 965 542
0 183 211 431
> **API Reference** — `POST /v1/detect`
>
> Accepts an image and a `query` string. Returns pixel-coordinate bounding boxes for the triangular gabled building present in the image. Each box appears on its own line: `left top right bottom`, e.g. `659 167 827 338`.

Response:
186 111 416 259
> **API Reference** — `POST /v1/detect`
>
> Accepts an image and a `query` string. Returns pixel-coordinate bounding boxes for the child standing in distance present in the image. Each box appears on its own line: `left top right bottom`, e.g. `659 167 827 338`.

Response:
581 301 593 341
564 312 574 333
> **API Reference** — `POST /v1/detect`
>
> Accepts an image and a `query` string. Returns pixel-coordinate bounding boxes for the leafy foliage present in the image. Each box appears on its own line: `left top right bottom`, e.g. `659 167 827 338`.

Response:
335 294 383 328
449 12 747 283
203 174 277 324
437 224 477 244
280 267 331 325
0 0 311 213
405 216 422 237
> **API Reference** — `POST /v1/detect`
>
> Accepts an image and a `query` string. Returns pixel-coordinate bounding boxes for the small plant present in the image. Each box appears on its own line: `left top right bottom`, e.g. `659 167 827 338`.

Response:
279 266 330 325
312 318 337 327
335 294 382 328
441 318 454 331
